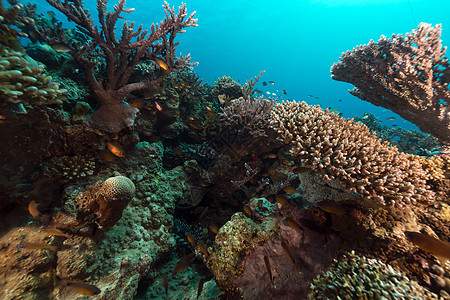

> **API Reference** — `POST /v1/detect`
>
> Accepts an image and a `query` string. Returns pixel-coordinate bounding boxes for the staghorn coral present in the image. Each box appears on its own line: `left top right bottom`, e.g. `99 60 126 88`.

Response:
43 155 95 181
331 23 450 152
309 251 438 299
270 100 433 207
29 0 198 132
0 48 67 108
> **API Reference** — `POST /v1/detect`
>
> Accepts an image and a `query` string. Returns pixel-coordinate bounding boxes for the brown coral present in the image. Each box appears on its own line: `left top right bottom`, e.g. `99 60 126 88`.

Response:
269 100 433 207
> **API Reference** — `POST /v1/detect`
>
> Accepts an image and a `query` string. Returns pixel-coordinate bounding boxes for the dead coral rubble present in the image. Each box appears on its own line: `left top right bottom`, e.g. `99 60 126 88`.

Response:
331 23 450 152
269 100 433 207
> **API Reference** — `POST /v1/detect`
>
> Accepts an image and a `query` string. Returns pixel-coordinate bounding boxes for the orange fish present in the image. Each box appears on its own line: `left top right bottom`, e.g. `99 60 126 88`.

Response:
285 217 303 233
280 239 296 265
41 227 70 238
205 106 212 111
106 142 125 157
186 234 196 247
243 204 252 217
209 225 219 234
153 57 169 70
63 281 101 296
162 274 168 298
155 101 163 111
170 99 177 104
276 194 289 206
172 253 194 278
265 153 277 159
18 242 58 252
283 186 299 194
28 200 43 219
98 149 118 163
187 123 202 131
198 242 209 257
128 99 144 108
405 231 450 262
293 166 311 174
317 201 347 215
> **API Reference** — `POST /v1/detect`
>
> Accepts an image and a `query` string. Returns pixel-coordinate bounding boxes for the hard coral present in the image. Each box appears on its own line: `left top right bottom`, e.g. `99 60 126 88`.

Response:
309 251 438 299
43 154 95 181
270 100 433 207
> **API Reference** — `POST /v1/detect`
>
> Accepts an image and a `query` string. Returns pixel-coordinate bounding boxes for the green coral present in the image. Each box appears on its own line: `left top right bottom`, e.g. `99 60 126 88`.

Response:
309 251 438 299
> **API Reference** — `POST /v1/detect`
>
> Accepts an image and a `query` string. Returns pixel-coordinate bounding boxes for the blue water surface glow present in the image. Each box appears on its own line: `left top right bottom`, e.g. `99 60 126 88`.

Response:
32 0 450 130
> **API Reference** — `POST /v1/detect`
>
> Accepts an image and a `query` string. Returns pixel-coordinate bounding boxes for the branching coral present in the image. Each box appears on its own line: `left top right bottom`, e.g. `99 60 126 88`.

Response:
29 0 198 132
0 0 32 49
43 155 95 181
270 100 433 207
331 23 450 152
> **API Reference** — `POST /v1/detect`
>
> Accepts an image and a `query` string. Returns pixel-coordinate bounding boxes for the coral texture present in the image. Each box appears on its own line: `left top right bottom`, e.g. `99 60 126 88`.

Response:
44 155 95 181
30 0 198 132
331 23 450 151
309 251 438 299
269 100 433 207
0 0 32 49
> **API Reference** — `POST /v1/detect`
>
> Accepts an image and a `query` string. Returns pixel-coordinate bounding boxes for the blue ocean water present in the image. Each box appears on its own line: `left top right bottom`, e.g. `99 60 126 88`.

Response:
31 0 450 128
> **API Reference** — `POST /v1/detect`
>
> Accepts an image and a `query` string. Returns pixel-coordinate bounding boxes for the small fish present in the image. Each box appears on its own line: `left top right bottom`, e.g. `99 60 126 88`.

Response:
361 115 369 120
51 43 72 53
197 278 204 299
338 99 342 102
209 225 219 234
283 186 298 194
253 89 262 94
262 81 267 86
170 99 177 104
265 153 277 159
188 117 195 121
387 117 396 121
392 124 398 127
317 201 347 215
314 96 319 99
186 233 196 247
264 255 274 284
330 109 339 113
47 11 55 19
98 149 118 163
292 166 311 174
307 95 313 97
285 217 303 233
405 231 450 262
275 194 289 206
266 91 271 95
243 204 252 217
172 253 194 278
128 99 144 108
41 227 70 238
106 142 125 157
268 81 275 85
198 242 209 257
18 242 57 252
205 106 212 111
28 200 43 219
153 57 169 70
187 123 202 131
155 101 163 111
280 239 295 265
162 274 168 298
272 92 276 96
282 90 287 94
63 281 101 296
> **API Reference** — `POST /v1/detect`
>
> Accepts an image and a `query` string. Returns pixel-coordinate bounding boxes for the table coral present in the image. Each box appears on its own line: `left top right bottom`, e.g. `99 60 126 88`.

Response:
270 100 433 207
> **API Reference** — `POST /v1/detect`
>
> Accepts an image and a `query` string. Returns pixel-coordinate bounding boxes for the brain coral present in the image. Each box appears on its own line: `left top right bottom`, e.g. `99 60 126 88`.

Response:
309 251 437 299
269 101 433 207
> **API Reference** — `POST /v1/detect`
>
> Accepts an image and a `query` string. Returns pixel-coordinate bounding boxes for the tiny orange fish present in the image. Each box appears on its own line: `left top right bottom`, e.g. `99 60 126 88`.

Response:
276 194 289 206
106 142 125 157
405 231 450 262
41 227 70 238
209 225 219 234
162 274 168 298
28 200 43 219
188 117 195 121
284 186 299 194
172 253 194 278
63 280 101 296
128 100 144 108
153 57 169 70
170 99 177 104
317 201 347 215
205 106 212 111
98 149 118 163
265 153 277 159
293 166 311 174
18 242 58 252
155 101 163 111
186 234 196 247
285 217 303 233
198 242 209 257
187 123 202 131
243 204 252 217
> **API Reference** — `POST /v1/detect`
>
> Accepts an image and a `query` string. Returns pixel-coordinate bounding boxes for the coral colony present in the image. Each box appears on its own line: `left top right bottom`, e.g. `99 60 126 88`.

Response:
0 0 449 299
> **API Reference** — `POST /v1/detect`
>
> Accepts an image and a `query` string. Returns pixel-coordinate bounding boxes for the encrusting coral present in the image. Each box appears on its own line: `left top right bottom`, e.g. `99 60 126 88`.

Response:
269 100 433 207
309 251 438 299
331 23 450 152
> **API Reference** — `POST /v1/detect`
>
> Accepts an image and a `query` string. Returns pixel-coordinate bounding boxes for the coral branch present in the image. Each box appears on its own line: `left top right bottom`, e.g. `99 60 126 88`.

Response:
331 23 450 152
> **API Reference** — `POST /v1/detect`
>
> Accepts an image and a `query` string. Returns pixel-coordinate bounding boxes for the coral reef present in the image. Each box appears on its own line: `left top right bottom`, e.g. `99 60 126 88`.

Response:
29 0 198 132
43 155 95 181
309 251 438 299
270 100 433 207
331 23 450 152
0 0 32 50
